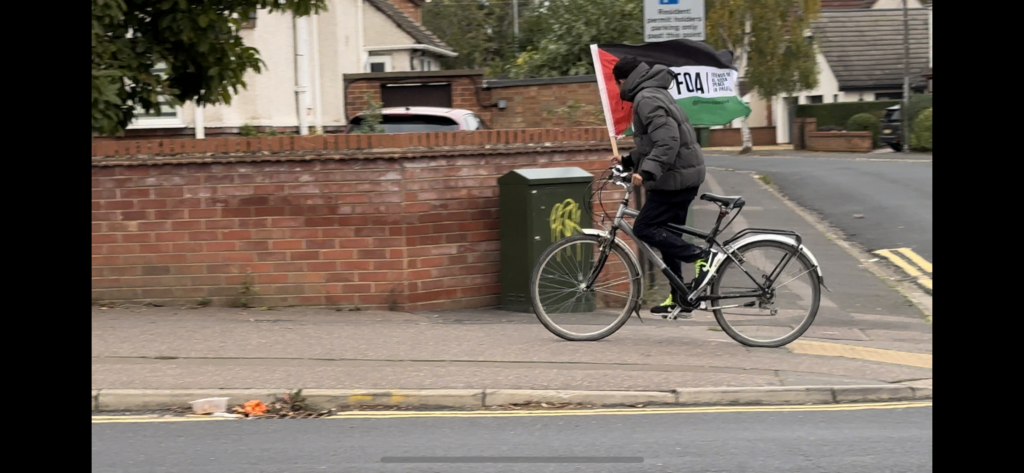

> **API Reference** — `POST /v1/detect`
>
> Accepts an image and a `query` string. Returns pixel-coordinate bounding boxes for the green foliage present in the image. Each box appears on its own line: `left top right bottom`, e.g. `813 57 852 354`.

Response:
544 101 605 127
502 0 643 78
907 93 932 125
846 113 882 148
239 123 280 137
240 124 259 137
706 0 822 99
910 108 932 151
422 0 519 73
797 101 900 128
91 0 328 136
352 94 385 134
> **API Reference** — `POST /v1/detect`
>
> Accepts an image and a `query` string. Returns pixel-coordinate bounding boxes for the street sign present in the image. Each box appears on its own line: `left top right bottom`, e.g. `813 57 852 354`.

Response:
643 0 705 42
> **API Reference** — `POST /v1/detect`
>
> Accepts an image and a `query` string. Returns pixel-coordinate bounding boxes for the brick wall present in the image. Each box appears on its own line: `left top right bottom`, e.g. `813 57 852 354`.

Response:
343 73 607 130
792 117 871 152
707 127 778 148
344 71 488 122
484 77 605 129
805 131 873 153
92 128 632 311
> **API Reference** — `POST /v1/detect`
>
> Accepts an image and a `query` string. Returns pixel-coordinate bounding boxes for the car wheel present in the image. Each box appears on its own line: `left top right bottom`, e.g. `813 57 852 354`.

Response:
889 143 902 152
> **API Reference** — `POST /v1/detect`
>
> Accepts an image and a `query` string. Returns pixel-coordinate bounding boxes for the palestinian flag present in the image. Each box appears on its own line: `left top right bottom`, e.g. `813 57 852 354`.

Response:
591 39 752 137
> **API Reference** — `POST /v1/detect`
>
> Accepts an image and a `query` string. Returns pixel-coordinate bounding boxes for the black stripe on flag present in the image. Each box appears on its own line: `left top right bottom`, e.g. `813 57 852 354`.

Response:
597 40 736 70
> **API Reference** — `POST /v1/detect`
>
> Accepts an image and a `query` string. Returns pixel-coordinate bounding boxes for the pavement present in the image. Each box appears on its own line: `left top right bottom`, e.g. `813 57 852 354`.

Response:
92 166 932 413
93 404 932 472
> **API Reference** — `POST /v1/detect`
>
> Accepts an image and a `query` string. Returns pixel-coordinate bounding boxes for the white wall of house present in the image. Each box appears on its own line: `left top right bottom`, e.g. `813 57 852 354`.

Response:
127 0 437 133
872 0 922 9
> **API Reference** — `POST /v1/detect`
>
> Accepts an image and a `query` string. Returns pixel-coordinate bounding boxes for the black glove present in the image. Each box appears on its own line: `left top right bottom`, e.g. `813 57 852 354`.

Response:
619 154 635 171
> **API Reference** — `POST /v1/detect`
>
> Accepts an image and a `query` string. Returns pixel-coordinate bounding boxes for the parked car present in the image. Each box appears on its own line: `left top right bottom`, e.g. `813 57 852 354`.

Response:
346 107 486 133
879 105 902 151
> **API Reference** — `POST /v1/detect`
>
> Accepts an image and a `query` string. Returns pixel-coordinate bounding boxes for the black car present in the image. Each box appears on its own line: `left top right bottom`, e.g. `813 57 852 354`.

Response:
879 105 902 151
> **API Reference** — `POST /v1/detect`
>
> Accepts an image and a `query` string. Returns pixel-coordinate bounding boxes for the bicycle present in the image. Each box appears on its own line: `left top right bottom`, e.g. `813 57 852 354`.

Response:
529 165 831 348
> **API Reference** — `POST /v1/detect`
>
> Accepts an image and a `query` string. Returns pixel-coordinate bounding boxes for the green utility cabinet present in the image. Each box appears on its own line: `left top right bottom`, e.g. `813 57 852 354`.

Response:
498 167 594 312
696 127 710 148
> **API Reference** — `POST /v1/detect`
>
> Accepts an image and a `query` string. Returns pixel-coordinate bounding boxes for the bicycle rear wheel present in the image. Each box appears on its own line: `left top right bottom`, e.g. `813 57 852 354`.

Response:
530 234 641 341
710 241 820 347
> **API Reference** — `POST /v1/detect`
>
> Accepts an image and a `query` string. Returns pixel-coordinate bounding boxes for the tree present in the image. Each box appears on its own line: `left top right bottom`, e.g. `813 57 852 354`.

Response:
352 94 386 134
501 0 642 78
91 0 327 136
706 0 821 153
422 0 519 75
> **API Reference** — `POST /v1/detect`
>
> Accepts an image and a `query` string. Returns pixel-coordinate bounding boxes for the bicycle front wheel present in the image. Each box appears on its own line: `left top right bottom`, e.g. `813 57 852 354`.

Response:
710 241 820 348
530 234 641 341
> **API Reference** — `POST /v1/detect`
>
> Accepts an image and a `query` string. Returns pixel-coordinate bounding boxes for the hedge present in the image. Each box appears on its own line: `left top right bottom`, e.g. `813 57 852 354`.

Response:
846 113 882 148
796 100 900 128
795 94 933 130
907 94 932 125
911 108 932 151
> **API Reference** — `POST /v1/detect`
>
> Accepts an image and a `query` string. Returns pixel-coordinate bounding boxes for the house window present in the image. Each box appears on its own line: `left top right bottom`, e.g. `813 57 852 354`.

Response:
128 62 184 129
807 95 823 104
368 55 391 73
875 92 903 101
833 94 839 103
419 58 435 72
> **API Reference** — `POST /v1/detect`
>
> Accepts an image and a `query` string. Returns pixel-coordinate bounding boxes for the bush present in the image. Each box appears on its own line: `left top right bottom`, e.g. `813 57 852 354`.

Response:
817 125 844 132
910 108 932 151
846 113 882 147
797 100 900 128
907 94 932 125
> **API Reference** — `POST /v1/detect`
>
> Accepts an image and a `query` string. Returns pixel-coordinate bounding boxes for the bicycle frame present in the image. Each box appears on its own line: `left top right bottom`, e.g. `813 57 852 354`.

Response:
585 169 809 306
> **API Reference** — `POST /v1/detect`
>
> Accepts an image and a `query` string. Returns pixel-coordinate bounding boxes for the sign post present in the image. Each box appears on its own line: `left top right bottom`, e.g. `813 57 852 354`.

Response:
643 0 705 42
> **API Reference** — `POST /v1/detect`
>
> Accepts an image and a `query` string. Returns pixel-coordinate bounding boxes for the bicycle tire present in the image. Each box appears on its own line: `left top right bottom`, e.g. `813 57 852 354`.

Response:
710 240 820 348
529 234 641 341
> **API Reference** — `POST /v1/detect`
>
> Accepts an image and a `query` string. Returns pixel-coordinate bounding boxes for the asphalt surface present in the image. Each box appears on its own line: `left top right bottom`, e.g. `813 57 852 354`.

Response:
705 154 932 261
92 405 932 472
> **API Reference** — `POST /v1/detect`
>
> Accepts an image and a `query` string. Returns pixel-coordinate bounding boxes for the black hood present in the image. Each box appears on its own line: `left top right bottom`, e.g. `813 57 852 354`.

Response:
619 63 675 102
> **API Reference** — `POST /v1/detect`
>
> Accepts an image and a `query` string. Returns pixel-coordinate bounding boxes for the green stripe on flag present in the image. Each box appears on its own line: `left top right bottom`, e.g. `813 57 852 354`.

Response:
677 97 751 127
621 96 751 137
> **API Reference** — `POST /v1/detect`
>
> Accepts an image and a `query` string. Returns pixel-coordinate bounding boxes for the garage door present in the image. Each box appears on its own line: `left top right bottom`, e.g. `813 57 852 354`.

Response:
381 83 452 108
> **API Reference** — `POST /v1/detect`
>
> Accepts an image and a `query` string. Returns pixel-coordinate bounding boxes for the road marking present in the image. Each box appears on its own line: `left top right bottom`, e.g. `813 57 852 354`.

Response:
92 402 932 423
321 402 930 419
788 340 931 368
894 248 932 273
874 249 932 290
91 415 235 424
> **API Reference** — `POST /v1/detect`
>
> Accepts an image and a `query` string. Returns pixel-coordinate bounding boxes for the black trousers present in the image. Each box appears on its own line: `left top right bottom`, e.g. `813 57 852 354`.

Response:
633 187 703 293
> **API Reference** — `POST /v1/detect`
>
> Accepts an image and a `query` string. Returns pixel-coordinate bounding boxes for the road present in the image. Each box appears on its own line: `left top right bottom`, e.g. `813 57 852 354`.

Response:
705 154 932 262
92 404 932 473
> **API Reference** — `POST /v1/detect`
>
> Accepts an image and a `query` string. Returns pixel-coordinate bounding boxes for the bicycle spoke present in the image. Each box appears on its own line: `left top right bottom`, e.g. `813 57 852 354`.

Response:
711 242 820 347
531 237 639 340
591 287 630 299
592 275 630 290
772 268 814 290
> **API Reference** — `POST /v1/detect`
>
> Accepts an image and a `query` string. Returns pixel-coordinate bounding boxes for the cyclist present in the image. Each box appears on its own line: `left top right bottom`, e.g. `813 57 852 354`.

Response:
608 55 714 315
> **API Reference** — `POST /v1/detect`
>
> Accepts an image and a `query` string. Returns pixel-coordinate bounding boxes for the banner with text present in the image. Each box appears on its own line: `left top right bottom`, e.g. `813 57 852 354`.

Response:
591 39 752 137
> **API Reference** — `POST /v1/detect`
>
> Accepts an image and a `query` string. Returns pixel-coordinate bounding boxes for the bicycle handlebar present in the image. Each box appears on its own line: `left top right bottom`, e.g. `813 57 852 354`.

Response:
609 165 633 191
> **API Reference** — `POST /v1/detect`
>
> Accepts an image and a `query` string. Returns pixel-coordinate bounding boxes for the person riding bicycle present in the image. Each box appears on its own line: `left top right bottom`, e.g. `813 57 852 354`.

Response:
609 55 715 315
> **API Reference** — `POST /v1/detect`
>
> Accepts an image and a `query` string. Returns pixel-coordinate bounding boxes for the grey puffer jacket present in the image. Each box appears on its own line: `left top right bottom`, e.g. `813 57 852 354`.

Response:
620 63 706 192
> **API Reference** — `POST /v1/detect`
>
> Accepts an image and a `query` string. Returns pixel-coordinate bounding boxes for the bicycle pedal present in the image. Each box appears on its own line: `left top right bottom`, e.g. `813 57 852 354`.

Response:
667 306 693 320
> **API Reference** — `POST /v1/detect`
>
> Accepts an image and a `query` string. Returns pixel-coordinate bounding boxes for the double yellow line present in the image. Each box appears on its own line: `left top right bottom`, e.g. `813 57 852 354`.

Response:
874 248 932 290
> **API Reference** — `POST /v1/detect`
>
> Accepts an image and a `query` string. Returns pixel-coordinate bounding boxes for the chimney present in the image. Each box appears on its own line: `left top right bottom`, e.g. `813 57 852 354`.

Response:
390 0 422 24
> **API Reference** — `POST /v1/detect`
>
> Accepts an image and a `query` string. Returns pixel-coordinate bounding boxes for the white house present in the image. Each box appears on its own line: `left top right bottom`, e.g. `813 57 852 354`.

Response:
123 0 456 139
728 1 930 143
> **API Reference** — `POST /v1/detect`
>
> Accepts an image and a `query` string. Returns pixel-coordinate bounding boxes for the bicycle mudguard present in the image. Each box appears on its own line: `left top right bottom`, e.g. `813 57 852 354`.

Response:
722 234 832 293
